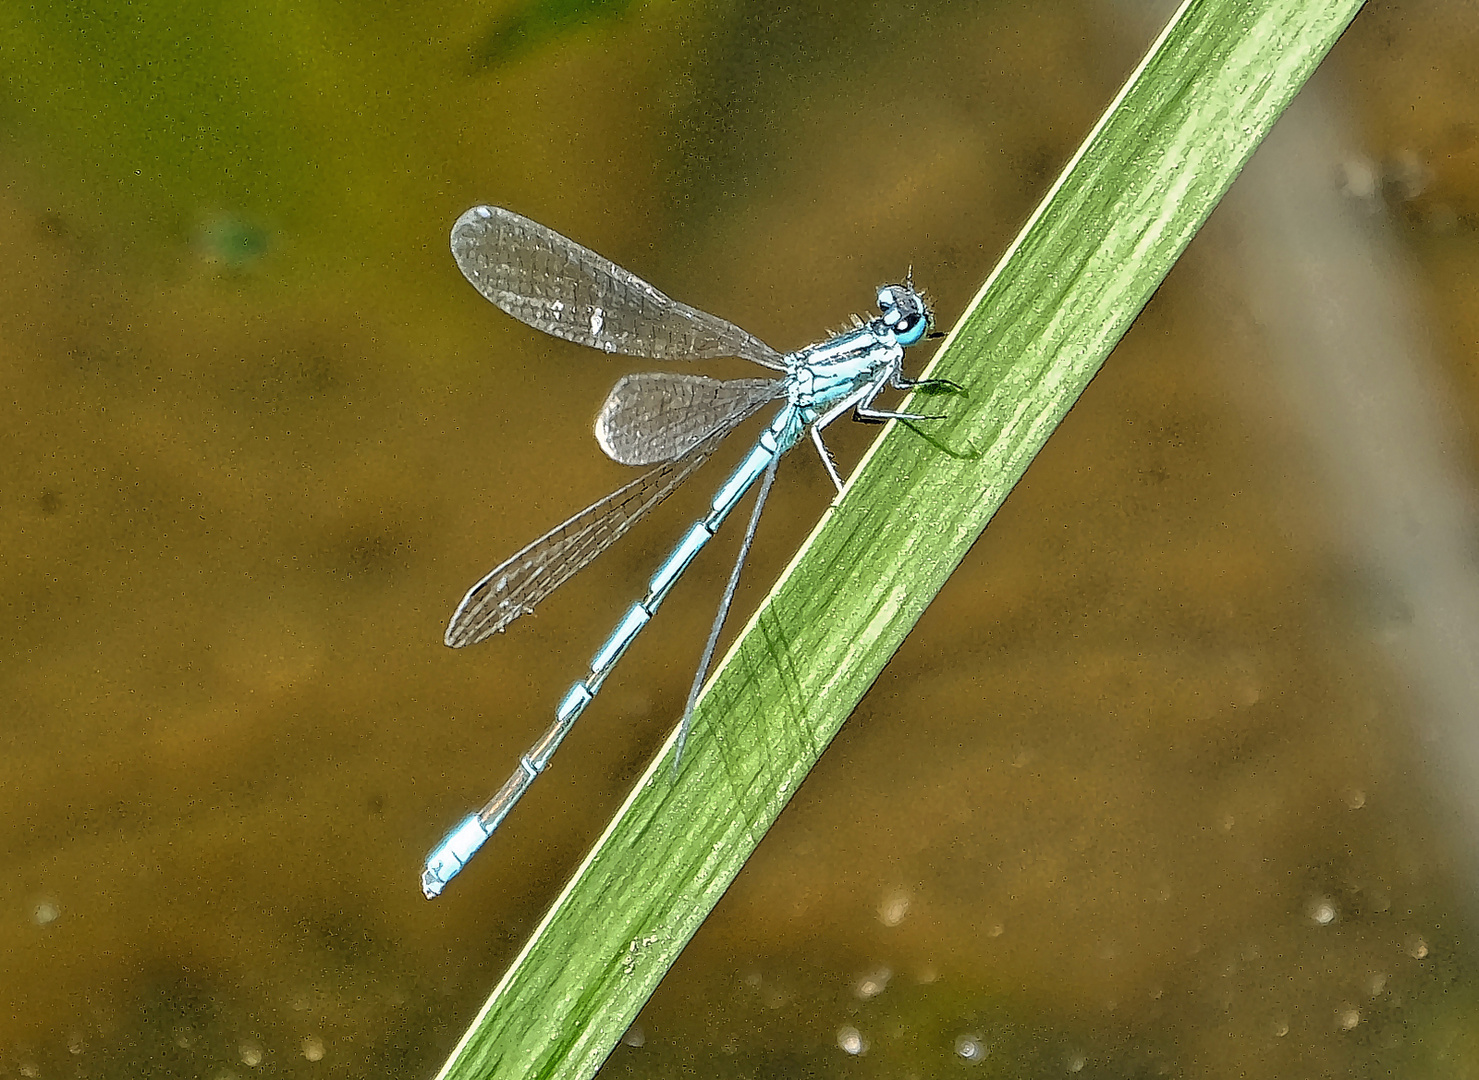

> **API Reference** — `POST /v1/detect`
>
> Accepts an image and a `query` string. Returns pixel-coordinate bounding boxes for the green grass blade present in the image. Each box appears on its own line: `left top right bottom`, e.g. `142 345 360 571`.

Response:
435 1 1365 1076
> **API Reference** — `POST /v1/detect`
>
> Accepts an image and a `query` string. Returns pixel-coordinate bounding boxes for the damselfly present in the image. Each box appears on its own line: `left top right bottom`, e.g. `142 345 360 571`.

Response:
422 205 953 898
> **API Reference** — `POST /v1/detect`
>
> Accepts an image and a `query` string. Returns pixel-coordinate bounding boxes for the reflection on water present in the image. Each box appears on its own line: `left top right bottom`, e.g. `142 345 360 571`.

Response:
1 1 1477 1077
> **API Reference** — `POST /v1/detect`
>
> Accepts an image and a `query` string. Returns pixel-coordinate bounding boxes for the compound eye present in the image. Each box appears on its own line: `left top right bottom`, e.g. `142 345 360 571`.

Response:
893 313 927 344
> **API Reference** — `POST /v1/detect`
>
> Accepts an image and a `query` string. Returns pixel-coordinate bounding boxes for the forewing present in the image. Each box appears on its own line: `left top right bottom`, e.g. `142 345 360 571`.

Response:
445 421 734 647
595 374 782 466
451 206 785 370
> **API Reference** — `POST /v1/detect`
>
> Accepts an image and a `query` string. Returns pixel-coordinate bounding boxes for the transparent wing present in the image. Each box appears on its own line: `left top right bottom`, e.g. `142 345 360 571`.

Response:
595 373 782 466
451 206 786 370
447 416 748 647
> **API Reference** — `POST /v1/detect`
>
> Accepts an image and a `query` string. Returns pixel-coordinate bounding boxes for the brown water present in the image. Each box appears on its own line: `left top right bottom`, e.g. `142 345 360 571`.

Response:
3 1 1478 1076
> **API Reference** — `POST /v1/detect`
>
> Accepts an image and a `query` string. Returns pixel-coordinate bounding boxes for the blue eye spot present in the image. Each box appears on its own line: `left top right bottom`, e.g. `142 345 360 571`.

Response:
894 314 927 345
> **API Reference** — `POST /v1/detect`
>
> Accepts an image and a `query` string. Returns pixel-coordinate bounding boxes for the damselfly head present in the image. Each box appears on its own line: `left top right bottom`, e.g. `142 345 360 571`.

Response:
876 279 933 347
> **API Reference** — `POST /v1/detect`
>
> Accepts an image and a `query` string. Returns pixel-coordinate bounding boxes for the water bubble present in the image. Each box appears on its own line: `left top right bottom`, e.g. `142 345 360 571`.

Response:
1387 150 1432 201
1308 898 1337 925
1065 1050 1087 1072
854 967 892 1000
879 891 910 926
239 1040 263 1067
1337 1007 1360 1031
837 1026 867 1056
32 899 60 926
955 1034 985 1061
1337 157 1381 203
301 1036 324 1062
